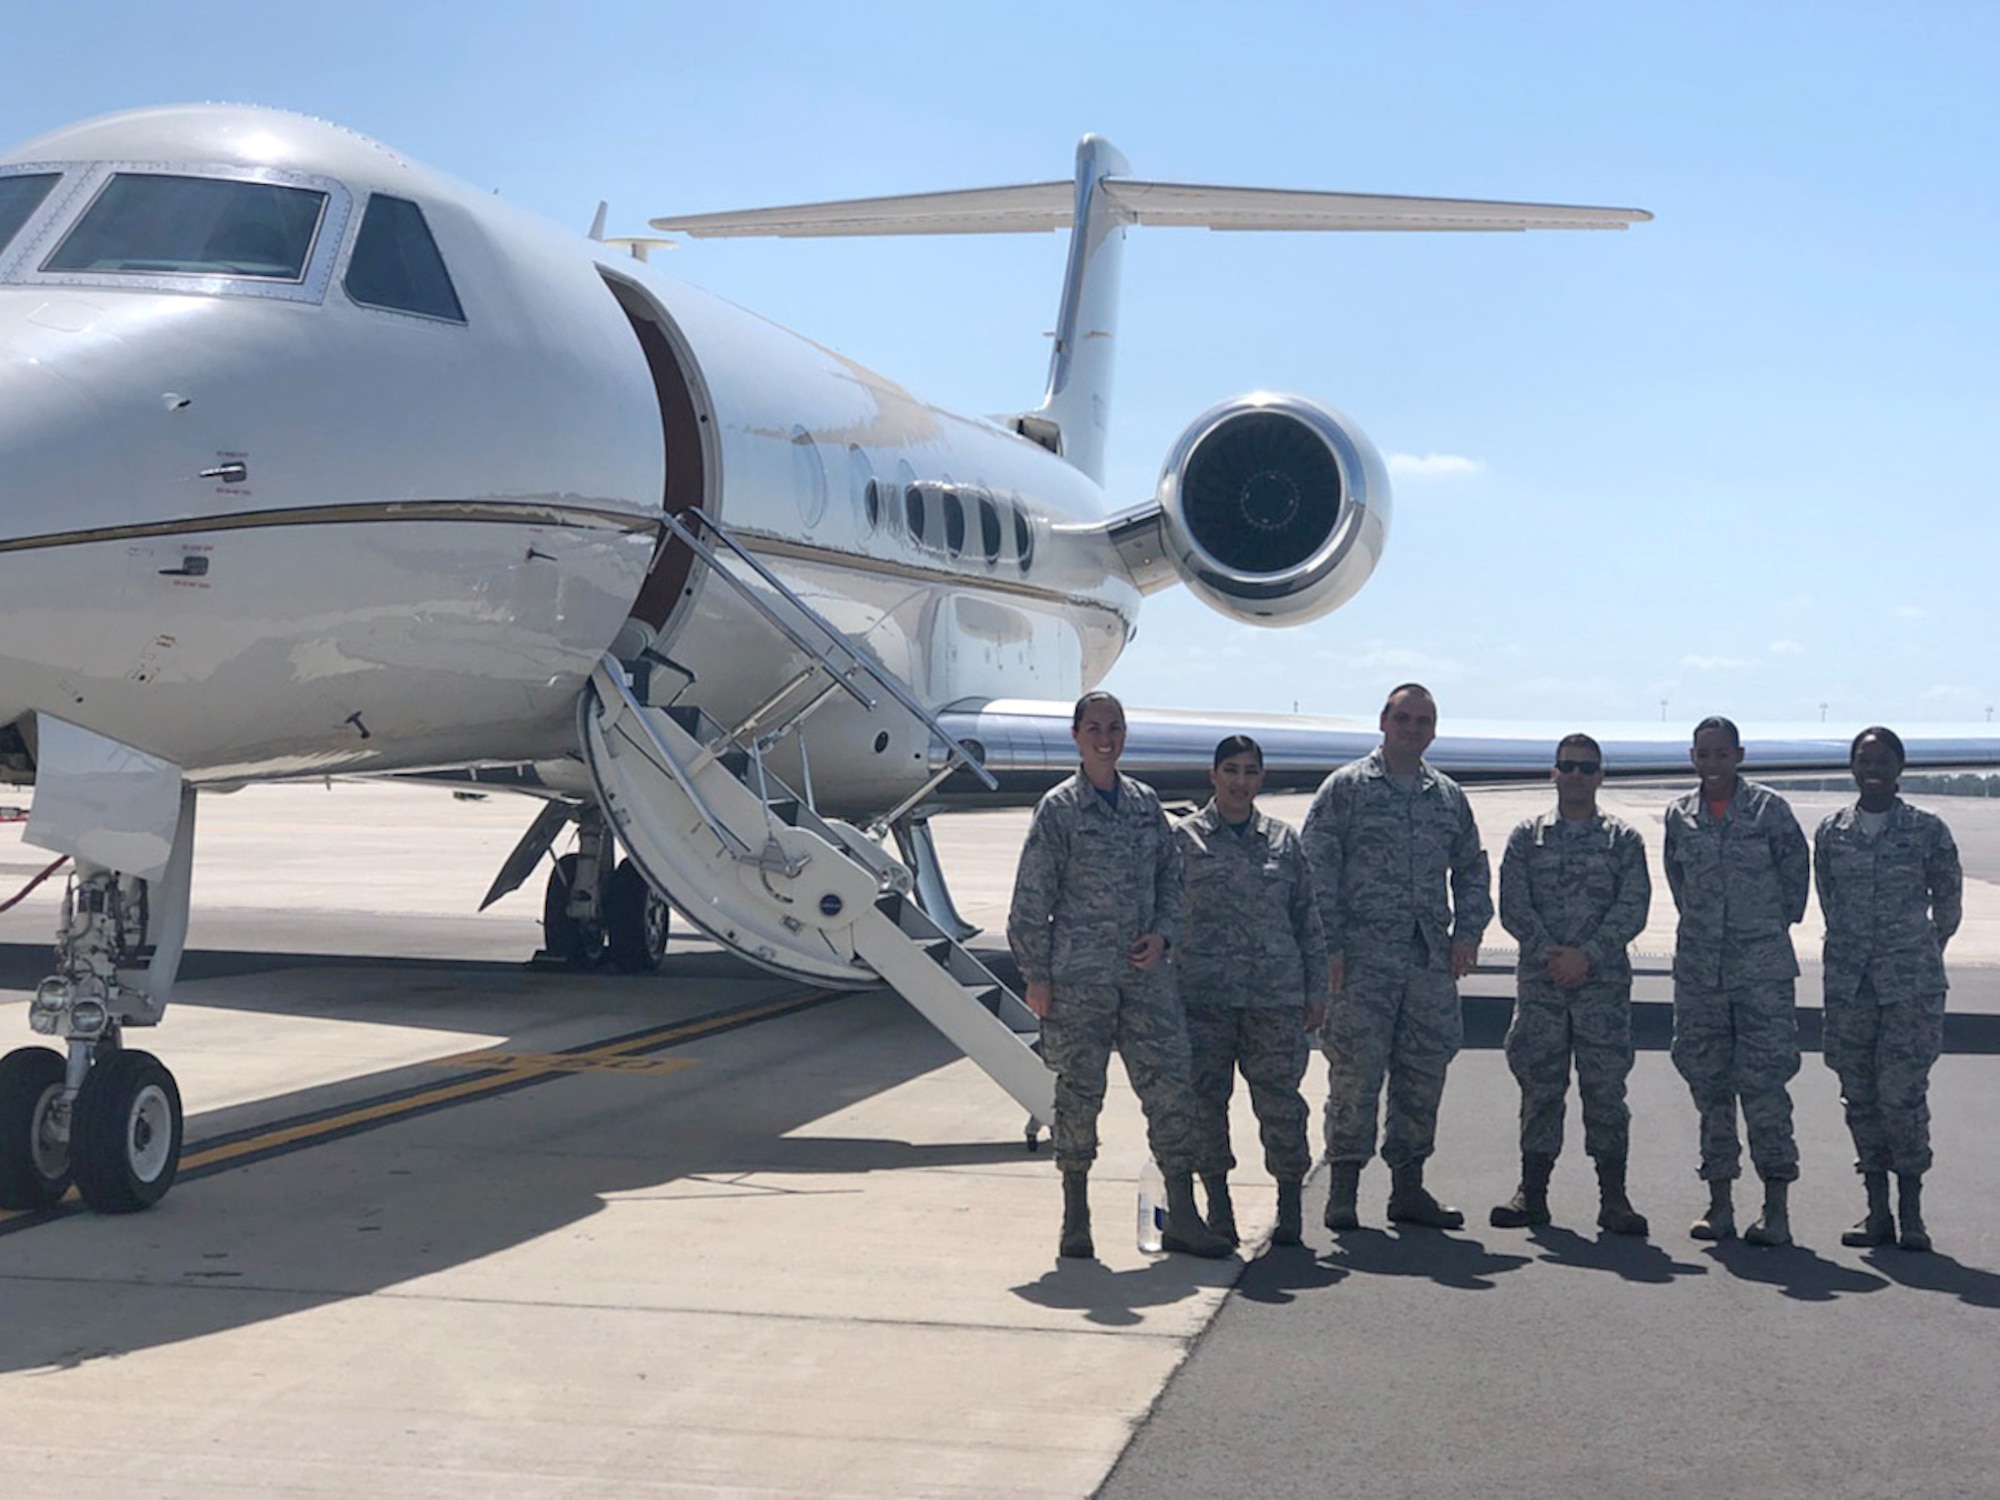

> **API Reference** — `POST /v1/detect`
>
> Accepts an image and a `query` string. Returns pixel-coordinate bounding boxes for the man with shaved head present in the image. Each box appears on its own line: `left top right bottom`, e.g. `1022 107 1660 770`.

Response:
1302 683 1492 1232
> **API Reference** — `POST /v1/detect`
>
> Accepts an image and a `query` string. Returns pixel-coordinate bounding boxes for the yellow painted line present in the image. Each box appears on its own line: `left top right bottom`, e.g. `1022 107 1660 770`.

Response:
0 987 840 1228
181 992 827 1173
174 1069 570 1173
442 1051 699 1076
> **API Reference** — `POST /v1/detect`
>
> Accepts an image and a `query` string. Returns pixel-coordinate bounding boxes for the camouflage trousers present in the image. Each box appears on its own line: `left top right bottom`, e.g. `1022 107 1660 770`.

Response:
1822 978 1945 1177
1670 979 1801 1183
1504 978 1634 1161
1322 942 1462 1169
1183 1005 1313 1181
1039 977 1198 1175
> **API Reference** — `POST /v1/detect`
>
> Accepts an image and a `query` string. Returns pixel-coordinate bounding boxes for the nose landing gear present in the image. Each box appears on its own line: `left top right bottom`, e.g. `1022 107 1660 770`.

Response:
0 1045 71 1210
70 1046 183 1212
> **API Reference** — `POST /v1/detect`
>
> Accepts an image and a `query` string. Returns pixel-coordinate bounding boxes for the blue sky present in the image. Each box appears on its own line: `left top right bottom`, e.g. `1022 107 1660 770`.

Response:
7 2 1997 729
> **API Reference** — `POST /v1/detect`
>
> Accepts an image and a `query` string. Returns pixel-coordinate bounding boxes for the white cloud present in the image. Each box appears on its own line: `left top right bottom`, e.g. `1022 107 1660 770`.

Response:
1895 605 1931 620
1681 655 1749 671
1386 453 1484 479
1769 640 1804 655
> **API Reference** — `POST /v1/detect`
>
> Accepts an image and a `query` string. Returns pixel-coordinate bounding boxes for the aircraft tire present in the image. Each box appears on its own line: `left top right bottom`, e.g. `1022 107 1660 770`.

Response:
541 853 606 969
605 860 670 974
71 1049 182 1214
0 1046 72 1210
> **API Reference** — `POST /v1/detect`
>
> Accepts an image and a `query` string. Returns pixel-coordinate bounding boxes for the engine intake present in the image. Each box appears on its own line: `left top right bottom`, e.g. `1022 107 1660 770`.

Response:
1157 392 1390 626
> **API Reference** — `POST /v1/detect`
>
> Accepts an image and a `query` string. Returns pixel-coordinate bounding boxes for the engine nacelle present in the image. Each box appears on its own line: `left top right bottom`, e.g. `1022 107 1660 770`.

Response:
1156 392 1391 626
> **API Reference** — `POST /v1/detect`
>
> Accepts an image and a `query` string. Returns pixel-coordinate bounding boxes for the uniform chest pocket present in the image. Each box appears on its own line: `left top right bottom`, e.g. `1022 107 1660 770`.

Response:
1411 803 1457 859
1184 848 1228 890
1677 832 1723 880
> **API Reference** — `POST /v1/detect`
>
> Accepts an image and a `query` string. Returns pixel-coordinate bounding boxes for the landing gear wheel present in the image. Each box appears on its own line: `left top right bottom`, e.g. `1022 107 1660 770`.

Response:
71 1049 182 1214
0 1046 72 1210
541 852 606 969
605 860 670 973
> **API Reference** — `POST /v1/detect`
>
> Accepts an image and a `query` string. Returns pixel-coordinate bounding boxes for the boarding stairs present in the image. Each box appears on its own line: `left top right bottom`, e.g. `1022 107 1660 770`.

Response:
579 509 1053 1131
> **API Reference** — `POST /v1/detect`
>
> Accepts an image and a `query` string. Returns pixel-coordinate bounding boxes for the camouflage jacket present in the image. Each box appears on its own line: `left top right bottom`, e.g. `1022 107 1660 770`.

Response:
1814 799 1962 1004
1172 801 1330 1009
1662 778 1809 988
1300 749 1492 966
1007 770 1184 988
1499 809 1652 984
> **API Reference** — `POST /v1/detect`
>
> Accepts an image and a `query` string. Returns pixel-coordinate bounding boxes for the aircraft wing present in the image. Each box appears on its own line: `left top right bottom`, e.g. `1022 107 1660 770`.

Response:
930 699 2000 805
650 182 1650 238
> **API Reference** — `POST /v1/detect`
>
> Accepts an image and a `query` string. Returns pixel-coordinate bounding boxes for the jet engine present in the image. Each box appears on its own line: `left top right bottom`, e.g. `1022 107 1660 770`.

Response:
1156 392 1391 626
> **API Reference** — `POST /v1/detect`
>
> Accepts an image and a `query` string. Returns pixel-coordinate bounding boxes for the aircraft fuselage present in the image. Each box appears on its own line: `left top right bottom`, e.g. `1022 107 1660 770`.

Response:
0 105 1135 809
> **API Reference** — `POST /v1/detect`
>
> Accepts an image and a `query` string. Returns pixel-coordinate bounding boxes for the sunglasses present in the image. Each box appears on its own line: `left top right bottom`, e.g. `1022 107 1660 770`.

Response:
1554 759 1602 775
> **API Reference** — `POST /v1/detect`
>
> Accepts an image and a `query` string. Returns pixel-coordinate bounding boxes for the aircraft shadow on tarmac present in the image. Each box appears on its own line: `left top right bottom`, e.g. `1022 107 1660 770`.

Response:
0 962 1038 1376
0 941 763 1017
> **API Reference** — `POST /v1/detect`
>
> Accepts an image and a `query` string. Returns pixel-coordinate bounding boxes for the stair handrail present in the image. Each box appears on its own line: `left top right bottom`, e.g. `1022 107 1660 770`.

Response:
660 509 1000 793
587 656 754 860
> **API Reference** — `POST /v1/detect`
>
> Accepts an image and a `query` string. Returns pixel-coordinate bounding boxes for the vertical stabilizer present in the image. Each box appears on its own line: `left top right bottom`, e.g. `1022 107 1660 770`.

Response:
1028 136 1130 485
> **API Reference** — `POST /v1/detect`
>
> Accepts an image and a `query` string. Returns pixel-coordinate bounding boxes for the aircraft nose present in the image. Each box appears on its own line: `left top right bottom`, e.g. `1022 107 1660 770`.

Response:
0 298 115 535
0 291 226 542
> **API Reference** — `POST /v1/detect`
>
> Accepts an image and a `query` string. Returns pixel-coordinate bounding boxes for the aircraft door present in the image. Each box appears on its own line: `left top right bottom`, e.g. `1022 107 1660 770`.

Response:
599 273 709 635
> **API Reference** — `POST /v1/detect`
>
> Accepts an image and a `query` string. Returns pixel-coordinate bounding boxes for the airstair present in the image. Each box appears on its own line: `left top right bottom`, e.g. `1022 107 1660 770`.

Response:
580 509 1053 1131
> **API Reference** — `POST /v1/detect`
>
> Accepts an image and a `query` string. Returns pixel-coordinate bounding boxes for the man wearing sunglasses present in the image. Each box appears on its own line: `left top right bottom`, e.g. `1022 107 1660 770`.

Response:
1663 715 1811 1246
1303 683 1492 1231
1491 734 1653 1235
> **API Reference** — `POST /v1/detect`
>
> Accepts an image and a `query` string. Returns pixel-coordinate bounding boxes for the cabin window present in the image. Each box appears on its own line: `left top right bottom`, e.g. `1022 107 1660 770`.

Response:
790 427 828 527
0 173 58 256
942 489 967 557
849 446 879 531
904 483 927 544
976 490 1003 566
344 193 464 322
1013 501 1035 574
46 173 326 280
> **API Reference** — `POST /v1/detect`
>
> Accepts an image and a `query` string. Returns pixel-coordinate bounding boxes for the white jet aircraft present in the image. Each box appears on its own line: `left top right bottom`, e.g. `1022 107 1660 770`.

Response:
0 103 1945 1218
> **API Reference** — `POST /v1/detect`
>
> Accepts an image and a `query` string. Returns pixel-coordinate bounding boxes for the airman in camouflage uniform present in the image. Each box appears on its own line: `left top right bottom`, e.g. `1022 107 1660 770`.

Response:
1008 691 1231 1262
1814 725 1962 1252
1491 733 1653 1236
1173 734 1330 1248
1663 716 1810 1246
1301 683 1493 1232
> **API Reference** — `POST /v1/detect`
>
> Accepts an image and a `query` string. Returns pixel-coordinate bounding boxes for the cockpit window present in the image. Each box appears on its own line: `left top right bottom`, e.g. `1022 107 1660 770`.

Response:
0 173 59 255
45 173 326 280
344 194 464 323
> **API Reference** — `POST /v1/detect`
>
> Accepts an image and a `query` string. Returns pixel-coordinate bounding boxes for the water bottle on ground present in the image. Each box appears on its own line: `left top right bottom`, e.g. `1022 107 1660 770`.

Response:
1136 1155 1166 1252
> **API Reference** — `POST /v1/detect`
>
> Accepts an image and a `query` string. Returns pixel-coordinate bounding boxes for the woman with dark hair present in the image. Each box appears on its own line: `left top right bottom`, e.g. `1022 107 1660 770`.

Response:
1172 735 1329 1248
1813 726 1963 1250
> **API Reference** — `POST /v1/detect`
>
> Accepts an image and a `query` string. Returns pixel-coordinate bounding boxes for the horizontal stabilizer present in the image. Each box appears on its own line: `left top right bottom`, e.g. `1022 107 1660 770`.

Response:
650 180 1651 238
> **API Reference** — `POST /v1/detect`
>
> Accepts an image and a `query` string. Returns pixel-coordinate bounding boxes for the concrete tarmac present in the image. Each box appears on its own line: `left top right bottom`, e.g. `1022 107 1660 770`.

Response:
0 781 1997 1497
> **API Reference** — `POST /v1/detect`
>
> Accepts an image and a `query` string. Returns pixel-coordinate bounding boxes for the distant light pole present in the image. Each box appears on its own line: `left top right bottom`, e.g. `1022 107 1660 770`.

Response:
1988 706 1995 723
1659 699 1668 722
1820 702 1828 722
